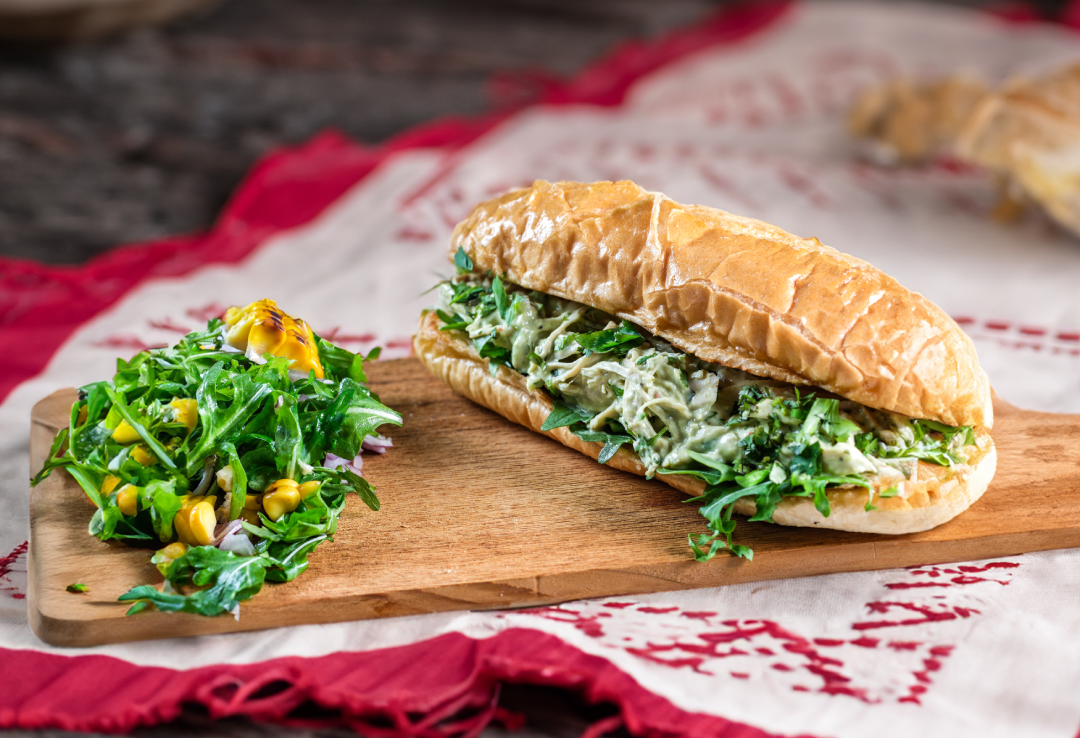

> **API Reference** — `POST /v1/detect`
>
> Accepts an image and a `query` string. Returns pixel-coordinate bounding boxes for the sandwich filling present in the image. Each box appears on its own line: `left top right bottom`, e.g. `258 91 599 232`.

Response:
435 259 979 559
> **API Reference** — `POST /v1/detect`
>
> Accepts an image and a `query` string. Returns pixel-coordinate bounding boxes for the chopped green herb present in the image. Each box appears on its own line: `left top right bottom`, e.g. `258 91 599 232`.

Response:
454 246 474 274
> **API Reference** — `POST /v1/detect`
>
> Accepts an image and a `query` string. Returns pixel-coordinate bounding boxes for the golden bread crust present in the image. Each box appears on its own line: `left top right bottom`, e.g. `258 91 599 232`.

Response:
450 180 993 430
414 311 996 535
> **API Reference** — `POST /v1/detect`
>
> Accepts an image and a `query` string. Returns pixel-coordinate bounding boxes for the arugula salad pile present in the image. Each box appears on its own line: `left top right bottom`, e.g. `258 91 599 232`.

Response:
435 250 977 560
33 299 402 617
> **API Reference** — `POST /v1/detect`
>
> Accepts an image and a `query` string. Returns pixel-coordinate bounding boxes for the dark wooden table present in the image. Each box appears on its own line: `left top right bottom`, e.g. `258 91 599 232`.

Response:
0 0 1068 735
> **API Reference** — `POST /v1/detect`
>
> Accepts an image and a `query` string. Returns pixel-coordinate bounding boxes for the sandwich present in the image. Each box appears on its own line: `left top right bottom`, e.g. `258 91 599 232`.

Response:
414 180 996 559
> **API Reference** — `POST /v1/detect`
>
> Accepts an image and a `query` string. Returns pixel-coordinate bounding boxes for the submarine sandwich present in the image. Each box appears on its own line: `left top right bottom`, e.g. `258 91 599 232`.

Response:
414 180 996 559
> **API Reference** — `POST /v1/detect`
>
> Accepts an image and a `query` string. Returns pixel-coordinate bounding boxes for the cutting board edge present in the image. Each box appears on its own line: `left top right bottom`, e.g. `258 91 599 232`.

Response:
28 529 1078 648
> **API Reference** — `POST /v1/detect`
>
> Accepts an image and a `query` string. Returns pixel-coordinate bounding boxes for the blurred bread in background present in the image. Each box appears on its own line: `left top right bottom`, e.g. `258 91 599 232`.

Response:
850 62 1080 239
0 0 220 44
848 74 987 165
958 64 1080 237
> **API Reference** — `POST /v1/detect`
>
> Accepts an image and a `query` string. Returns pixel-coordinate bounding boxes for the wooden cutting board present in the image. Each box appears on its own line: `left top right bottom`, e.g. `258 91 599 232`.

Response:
26 358 1080 647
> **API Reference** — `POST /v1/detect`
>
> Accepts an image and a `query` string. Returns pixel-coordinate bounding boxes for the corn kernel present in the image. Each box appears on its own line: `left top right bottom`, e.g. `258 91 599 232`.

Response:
111 420 142 445
173 495 205 545
298 480 321 498
262 479 301 521
131 445 157 466
243 493 262 510
188 500 218 546
240 508 262 525
224 299 325 378
169 398 198 434
265 478 300 495
160 542 188 560
100 475 121 496
215 465 234 493
115 484 139 516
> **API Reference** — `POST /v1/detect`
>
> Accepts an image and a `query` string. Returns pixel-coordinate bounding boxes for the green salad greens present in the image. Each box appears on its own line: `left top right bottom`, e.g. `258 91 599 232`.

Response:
435 254 977 561
32 301 402 617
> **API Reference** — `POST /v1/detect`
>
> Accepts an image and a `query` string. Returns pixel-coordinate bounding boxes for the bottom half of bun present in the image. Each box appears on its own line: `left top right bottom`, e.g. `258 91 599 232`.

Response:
414 311 997 535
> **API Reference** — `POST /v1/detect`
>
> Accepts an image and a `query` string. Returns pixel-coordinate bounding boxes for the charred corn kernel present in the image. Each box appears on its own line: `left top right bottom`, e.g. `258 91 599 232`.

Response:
131 445 157 466
100 475 121 497
111 420 142 445
115 484 139 516
298 480 321 498
243 493 262 511
169 398 198 434
262 479 301 521
240 508 262 525
223 299 324 378
188 500 218 546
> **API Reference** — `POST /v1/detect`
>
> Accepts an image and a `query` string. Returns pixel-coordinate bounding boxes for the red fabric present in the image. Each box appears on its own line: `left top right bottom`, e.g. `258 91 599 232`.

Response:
0 629 815 738
1062 0 1080 28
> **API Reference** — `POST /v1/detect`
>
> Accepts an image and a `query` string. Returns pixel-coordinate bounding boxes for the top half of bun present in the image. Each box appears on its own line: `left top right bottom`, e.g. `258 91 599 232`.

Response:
449 180 992 430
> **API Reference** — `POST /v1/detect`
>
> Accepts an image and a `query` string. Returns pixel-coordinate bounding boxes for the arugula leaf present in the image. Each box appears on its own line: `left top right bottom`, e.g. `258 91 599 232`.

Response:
264 536 326 582
492 276 512 322
541 401 594 431
474 332 511 369
187 367 273 475
103 388 177 470
30 427 71 487
119 546 267 617
138 478 184 542
220 441 249 521
572 428 632 464
659 468 729 485
574 321 644 357
685 451 737 481
324 378 404 461
454 246 474 274
436 309 470 331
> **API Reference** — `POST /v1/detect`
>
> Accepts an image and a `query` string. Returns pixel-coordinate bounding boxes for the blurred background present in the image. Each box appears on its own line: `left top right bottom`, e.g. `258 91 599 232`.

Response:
0 0 1071 265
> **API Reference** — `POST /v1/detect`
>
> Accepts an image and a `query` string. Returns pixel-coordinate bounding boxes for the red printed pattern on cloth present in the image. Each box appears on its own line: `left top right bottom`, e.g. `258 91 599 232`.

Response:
506 560 1020 706
0 542 27 601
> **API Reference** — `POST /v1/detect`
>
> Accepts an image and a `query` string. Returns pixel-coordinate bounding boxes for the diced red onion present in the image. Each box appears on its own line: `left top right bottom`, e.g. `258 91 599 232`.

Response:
217 521 255 556
324 452 363 476
361 434 393 454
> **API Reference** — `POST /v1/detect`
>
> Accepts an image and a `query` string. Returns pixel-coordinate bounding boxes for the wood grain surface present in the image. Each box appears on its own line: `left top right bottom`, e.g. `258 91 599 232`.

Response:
26 357 1080 647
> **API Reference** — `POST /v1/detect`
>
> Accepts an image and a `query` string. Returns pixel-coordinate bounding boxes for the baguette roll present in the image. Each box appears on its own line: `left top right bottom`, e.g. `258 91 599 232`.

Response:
417 181 996 536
